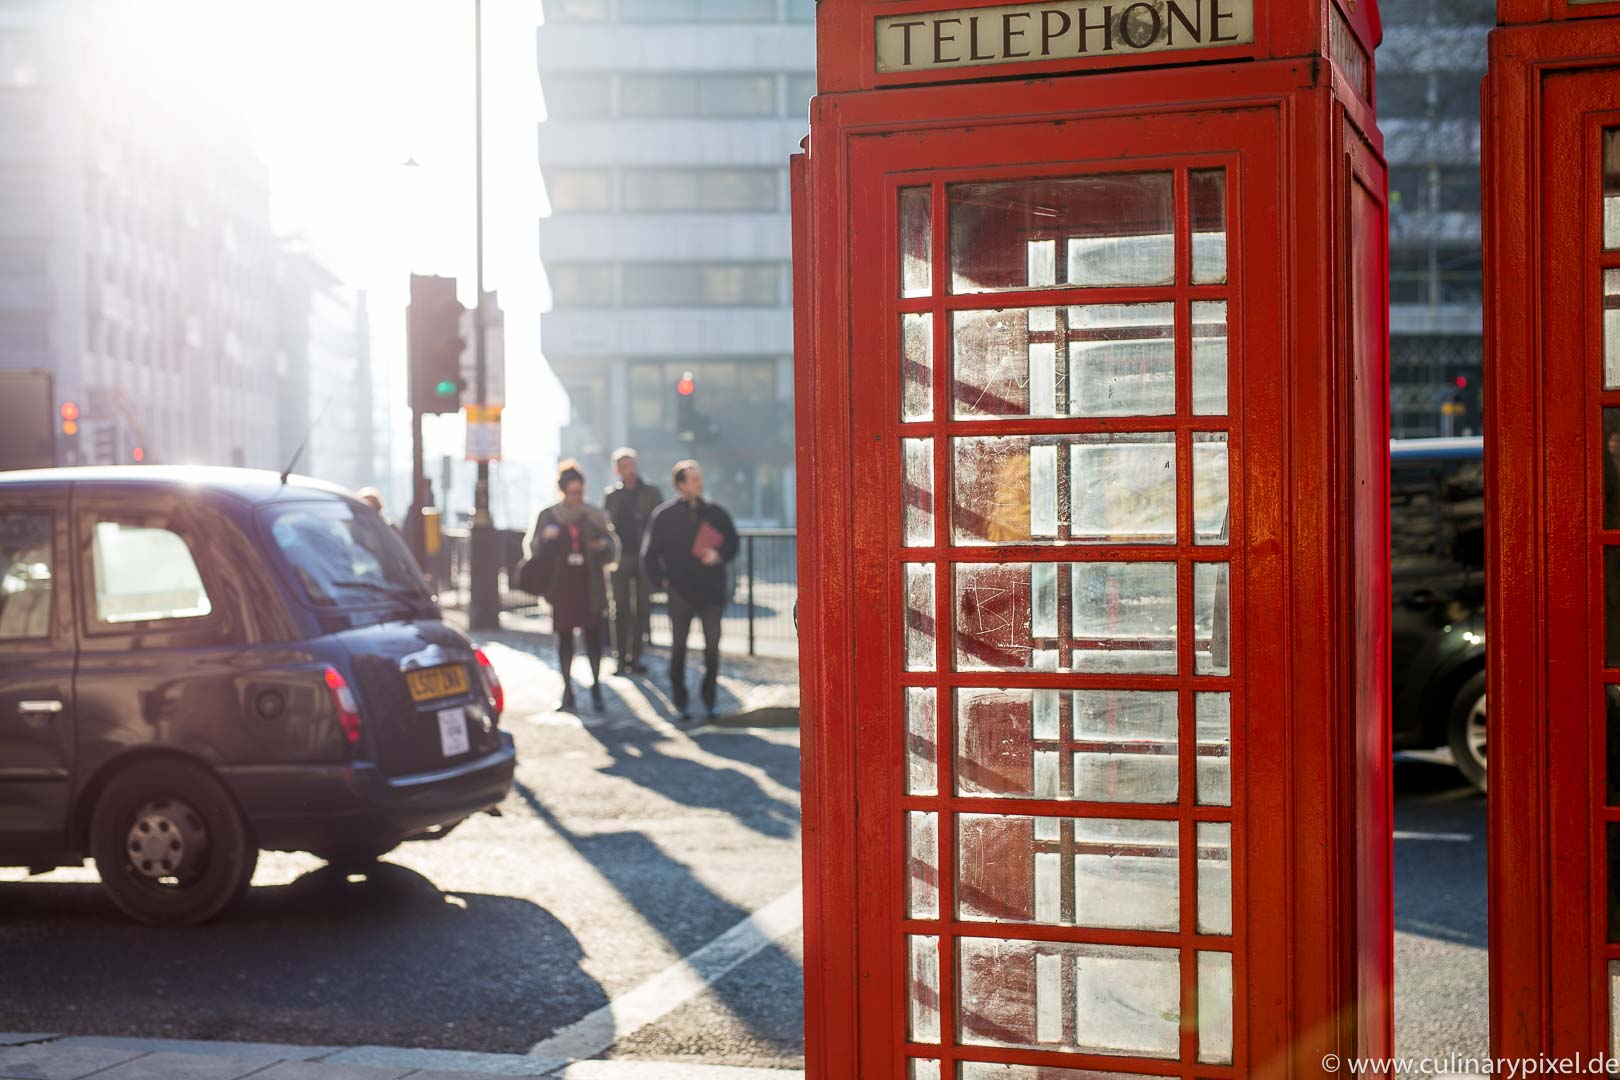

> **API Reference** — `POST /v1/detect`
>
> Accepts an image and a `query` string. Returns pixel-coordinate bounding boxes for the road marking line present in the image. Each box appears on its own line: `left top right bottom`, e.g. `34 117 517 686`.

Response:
528 885 803 1061
1392 830 1475 842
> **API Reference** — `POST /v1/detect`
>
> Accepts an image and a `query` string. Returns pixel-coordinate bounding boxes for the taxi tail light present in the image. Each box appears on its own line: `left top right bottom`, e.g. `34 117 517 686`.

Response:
475 648 504 718
323 667 362 746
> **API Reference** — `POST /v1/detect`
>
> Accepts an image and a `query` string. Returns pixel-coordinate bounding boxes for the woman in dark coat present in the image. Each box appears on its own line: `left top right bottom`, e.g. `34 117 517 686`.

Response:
524 460 620 711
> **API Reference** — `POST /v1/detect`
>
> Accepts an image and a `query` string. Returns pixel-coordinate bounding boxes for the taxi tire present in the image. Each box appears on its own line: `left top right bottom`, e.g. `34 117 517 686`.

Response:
89 758 255 926
1446 671 1488 793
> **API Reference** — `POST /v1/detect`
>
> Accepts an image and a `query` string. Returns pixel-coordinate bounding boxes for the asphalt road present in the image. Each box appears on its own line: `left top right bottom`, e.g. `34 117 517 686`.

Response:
0 637 1486 1070
1393 753 1489 1060
0 639 806 1070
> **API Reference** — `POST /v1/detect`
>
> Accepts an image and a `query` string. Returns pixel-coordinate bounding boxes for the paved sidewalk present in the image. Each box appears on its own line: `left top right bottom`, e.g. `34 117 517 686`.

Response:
0 1036 804 1080
464 612 800 729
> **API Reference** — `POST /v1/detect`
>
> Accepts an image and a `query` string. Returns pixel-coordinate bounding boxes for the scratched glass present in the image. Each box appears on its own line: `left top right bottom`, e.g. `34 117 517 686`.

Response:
901 186 932 298
1191 168 1228 284
955 562 1044 672
909 810 940 919
903 438 936 547
1195 561 1232 675
908 686 939 797
908 1061 941 1080
1606 270 1620 389
1198 951 1235 1064
955 815 1178 931
1070 432 1177 544
910 935 942 1043
1610 960 1620 1061
1198 821 1234 935
902 312 934 422
1192 300 1229 415
953 436 1045 545
949 173 1174 294
1068 303 1176 417
1074 689 1179 804
952 307 1060 420
906 562 937 671
1194 432 1231 545
1197 691 1233 806
1071 561 1178 673
958 937 1180 1057
955 687 1068 799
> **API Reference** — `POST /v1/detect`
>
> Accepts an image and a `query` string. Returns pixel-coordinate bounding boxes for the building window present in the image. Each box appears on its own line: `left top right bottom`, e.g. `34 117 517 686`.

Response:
1390 250 1432 304
786 0 817 20
548 169 614 211
549 263 616 307
544 74 613 118
1437 248 1483 303
1389 166 1428 214
619 0 776 20
622 262 784 306
786 74 816 113
620 74 775 117
544 0 610 19
622 168 780 212
1379 73 1430 118
1439 167 1480 213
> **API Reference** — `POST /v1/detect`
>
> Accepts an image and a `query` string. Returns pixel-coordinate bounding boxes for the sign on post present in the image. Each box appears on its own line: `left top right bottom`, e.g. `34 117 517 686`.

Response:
464 404 502 463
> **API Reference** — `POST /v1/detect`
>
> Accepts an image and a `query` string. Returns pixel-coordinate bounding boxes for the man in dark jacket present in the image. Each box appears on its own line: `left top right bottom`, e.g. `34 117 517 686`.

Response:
641 459 739 723
603 447 663 675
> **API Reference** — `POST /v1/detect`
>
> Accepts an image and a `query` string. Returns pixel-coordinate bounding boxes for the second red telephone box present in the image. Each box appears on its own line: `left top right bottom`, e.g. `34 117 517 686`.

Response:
792 2 1393 1075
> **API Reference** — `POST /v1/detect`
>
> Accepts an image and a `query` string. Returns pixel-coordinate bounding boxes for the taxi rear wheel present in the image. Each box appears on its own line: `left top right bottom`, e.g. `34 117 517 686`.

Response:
1446 671 1488 793
89 758 255 926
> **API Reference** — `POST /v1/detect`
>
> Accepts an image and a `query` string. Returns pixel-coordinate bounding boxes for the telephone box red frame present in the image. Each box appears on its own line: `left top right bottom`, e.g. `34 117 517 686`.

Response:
1485 5 1620 1059
794 2 1393 1074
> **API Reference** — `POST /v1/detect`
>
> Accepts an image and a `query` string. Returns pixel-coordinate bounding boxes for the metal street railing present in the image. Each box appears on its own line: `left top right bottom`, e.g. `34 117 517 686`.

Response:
440 526 798 658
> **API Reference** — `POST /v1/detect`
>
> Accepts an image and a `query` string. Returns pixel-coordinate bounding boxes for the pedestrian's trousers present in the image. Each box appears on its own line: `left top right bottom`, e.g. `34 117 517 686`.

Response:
611 568 651 664
667 590 723 711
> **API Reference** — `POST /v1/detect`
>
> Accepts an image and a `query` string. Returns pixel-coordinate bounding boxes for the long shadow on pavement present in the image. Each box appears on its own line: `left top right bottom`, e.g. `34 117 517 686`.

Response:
1393 755 1487 949
0 862 608 1054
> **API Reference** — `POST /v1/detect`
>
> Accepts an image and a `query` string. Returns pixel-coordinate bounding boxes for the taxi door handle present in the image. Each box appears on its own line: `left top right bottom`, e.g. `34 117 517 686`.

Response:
18 700 64 715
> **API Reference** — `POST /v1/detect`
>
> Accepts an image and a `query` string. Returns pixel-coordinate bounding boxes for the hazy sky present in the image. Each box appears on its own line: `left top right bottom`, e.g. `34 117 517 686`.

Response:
132 0 558 522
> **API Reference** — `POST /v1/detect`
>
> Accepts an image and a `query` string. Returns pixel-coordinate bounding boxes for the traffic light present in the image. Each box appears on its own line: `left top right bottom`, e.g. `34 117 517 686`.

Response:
408 275 466 414
673 371 722 445
59 401 79 438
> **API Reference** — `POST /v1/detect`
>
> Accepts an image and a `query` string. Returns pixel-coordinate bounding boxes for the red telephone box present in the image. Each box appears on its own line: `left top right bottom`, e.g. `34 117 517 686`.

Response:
792 2 1392 1075
1485 4 1620 1060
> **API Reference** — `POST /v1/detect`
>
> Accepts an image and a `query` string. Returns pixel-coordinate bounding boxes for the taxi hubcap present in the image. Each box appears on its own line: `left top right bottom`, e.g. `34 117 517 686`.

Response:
126 798 207 881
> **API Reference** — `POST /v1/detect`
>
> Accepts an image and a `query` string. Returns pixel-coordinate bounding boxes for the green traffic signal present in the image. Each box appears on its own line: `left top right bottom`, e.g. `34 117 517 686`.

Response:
435 379 457 397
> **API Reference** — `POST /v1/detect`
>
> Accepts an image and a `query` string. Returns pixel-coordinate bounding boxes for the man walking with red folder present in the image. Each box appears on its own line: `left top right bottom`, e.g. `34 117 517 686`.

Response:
641 460 740 724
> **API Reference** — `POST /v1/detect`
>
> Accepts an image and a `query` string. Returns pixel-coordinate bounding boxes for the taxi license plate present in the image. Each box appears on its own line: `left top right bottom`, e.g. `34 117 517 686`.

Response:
406 664 470 703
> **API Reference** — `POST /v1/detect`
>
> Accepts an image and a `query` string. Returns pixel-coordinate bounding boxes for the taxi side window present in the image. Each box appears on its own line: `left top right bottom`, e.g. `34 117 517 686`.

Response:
91 520 212 625
0 511 52 640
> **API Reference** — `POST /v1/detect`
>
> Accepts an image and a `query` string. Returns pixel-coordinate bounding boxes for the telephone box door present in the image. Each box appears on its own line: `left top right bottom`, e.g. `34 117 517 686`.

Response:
841 104 1293 1077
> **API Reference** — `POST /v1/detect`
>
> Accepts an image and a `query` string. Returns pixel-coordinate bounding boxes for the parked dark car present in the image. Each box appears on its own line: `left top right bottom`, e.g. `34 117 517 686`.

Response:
1390 437 1487 789
0 467 515 924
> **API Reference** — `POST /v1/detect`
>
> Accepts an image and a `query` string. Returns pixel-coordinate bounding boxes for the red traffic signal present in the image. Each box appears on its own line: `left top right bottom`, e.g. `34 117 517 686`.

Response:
677 372 696 396
1455 374 1468 389
60 401 79 421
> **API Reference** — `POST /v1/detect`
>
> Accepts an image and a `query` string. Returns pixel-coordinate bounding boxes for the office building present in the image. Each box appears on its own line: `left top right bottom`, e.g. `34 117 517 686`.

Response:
536 0 815 524
1378 0 1490 437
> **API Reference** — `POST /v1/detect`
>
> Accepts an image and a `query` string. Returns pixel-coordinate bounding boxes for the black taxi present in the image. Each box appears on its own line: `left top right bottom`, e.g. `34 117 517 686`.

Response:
0 467 515 924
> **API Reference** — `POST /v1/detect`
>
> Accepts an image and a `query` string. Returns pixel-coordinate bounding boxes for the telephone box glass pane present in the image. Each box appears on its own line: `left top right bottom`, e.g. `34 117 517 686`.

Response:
1608 686 1620 806
908 687 939 796
1075 689 1180 803
958 937 1180 1057
950 434 1176 545
1198 821 1234 934
955 687 1065 799
909 1061 941 1080
1072 433 1177 544
902 313 935 422
1611 823 1620 942
903 438 936 546
1197 692 1233 806
910 935 942 1043
959 1067 1151 1080
1195 562 1232 675
1605 131 1620 250
901 186 932 297
1191 168 1228 284
948 174 1174 294
1609 549 1620 669
1197 951 1236 1064
1610 961 1620 1061
1607 411 1620 530
952 307 1058 420
956 814 1179 930
909 810 940 918
1072 562 1178 673
1194 433 1231 545
906 563 937 671
1606 270 1620 389
1070 303 1177 417
1192 300 1229 415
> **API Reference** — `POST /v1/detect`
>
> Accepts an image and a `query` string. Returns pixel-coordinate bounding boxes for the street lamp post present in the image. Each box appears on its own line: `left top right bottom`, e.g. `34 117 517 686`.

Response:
468 0 502 630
